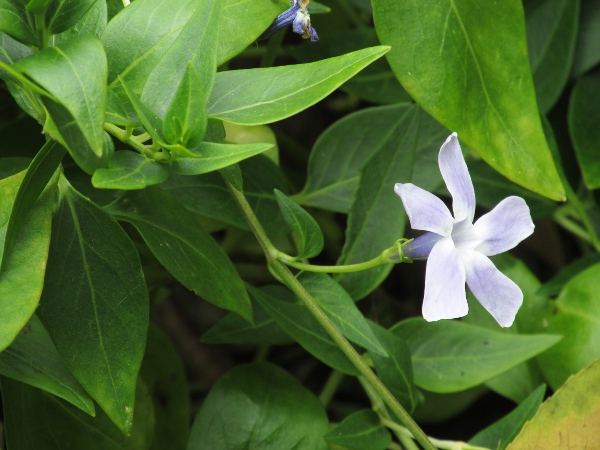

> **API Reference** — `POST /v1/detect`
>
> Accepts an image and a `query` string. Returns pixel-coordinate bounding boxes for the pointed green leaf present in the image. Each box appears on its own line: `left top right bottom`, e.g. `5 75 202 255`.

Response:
368 321 416 412
392 318 561 393
0 314 95 416
274 189 324 260
470 384 545 450
336 104 447 300
15 36 109 174
45 0 96 34
249 285 359 375
102 0 197 125
1 376 155 450
0 31 32 82
525 0 579 114
187 363 329 450
298 272 388 357
325 410 391 450
163 63 207 148
1 140 64 272
39 178 149 433
207 46 390 125
0 170 55 352
92 151 169 190
569 71 600 189
372 0 565 200
50 0 107 44
170 142 272 175
119 76 165 145
105 187 252 322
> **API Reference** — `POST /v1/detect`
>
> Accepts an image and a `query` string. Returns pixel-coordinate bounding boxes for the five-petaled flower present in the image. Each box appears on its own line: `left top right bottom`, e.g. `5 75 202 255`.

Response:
394 133 534 327
259 0 319 42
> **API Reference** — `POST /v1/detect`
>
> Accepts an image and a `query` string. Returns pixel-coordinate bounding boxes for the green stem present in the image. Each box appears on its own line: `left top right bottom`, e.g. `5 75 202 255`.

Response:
104 123 150 154
225 180 435 450
276 251 394 273
34 11 49 49
318 370 344 406
553 207 593 244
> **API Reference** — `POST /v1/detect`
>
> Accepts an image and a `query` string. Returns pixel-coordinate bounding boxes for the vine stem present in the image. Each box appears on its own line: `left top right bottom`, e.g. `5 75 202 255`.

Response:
276 250 396 273
225 179 435 450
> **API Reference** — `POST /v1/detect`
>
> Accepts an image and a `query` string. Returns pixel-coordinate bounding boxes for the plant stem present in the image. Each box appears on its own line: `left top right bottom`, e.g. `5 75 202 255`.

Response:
563 186 600 252
318 370 344 406
225 180 435 450
276 251 394 273
104 123 150 154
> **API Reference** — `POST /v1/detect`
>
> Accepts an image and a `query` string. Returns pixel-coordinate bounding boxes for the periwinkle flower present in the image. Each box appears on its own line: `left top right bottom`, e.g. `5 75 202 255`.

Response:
259 0 319 42
394 133 534 327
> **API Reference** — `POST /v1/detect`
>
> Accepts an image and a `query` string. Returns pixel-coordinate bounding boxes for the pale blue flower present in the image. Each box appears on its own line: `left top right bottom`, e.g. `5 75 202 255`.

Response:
394 133 534 327
259 0 319 42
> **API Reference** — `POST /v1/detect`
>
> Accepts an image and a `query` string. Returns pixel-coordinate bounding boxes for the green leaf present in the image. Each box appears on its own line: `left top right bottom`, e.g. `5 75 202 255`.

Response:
141 0 220 130
51 0 107 44
14 36 109 174
218 0 288 65
298 272 387 357
274 189 324 260
525 0 579 113
336 104 447 300
0 0 36 45
249 284 359 375
372 0 565 201
0 140 64 272
160 155 289 234
392 318 561 393
201 285 293 345
207 46 390 125
469 384 545 449
39 178 149 433
570 0 600 78
368 321 417 412
298 104 443 214
0 314 94 415
187 362 329 450
92 151 169 190
105 187 252 321
140 326 189 450
119 76 166 145
569 71 600 189
533 262 600 389
1 376 155 450
287 29 410 105
163 63 207 148
0 171 55 352
45 0 96 34
170 142 273 175
102 0 198 125
325 409 391 450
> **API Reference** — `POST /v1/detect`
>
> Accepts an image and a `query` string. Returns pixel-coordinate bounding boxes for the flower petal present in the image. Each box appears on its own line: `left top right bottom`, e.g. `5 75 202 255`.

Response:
439 133 476 222
258 3 301 40
473 196 534 256
463 251 523 327
394 183 453 236
422 237 468 321
403 232 443 260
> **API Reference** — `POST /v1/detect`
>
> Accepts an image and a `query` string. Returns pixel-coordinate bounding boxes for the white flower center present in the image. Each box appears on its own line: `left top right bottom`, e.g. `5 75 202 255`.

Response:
451 218 481 252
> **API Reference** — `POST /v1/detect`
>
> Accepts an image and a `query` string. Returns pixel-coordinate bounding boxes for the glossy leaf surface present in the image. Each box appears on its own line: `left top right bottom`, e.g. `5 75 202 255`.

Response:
0 171 55 353
92 151 169 190
392 318 561 393
372 0 565 200
207 47 389 125
39 179 148 433
106 188 252 321
187 363 329 450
